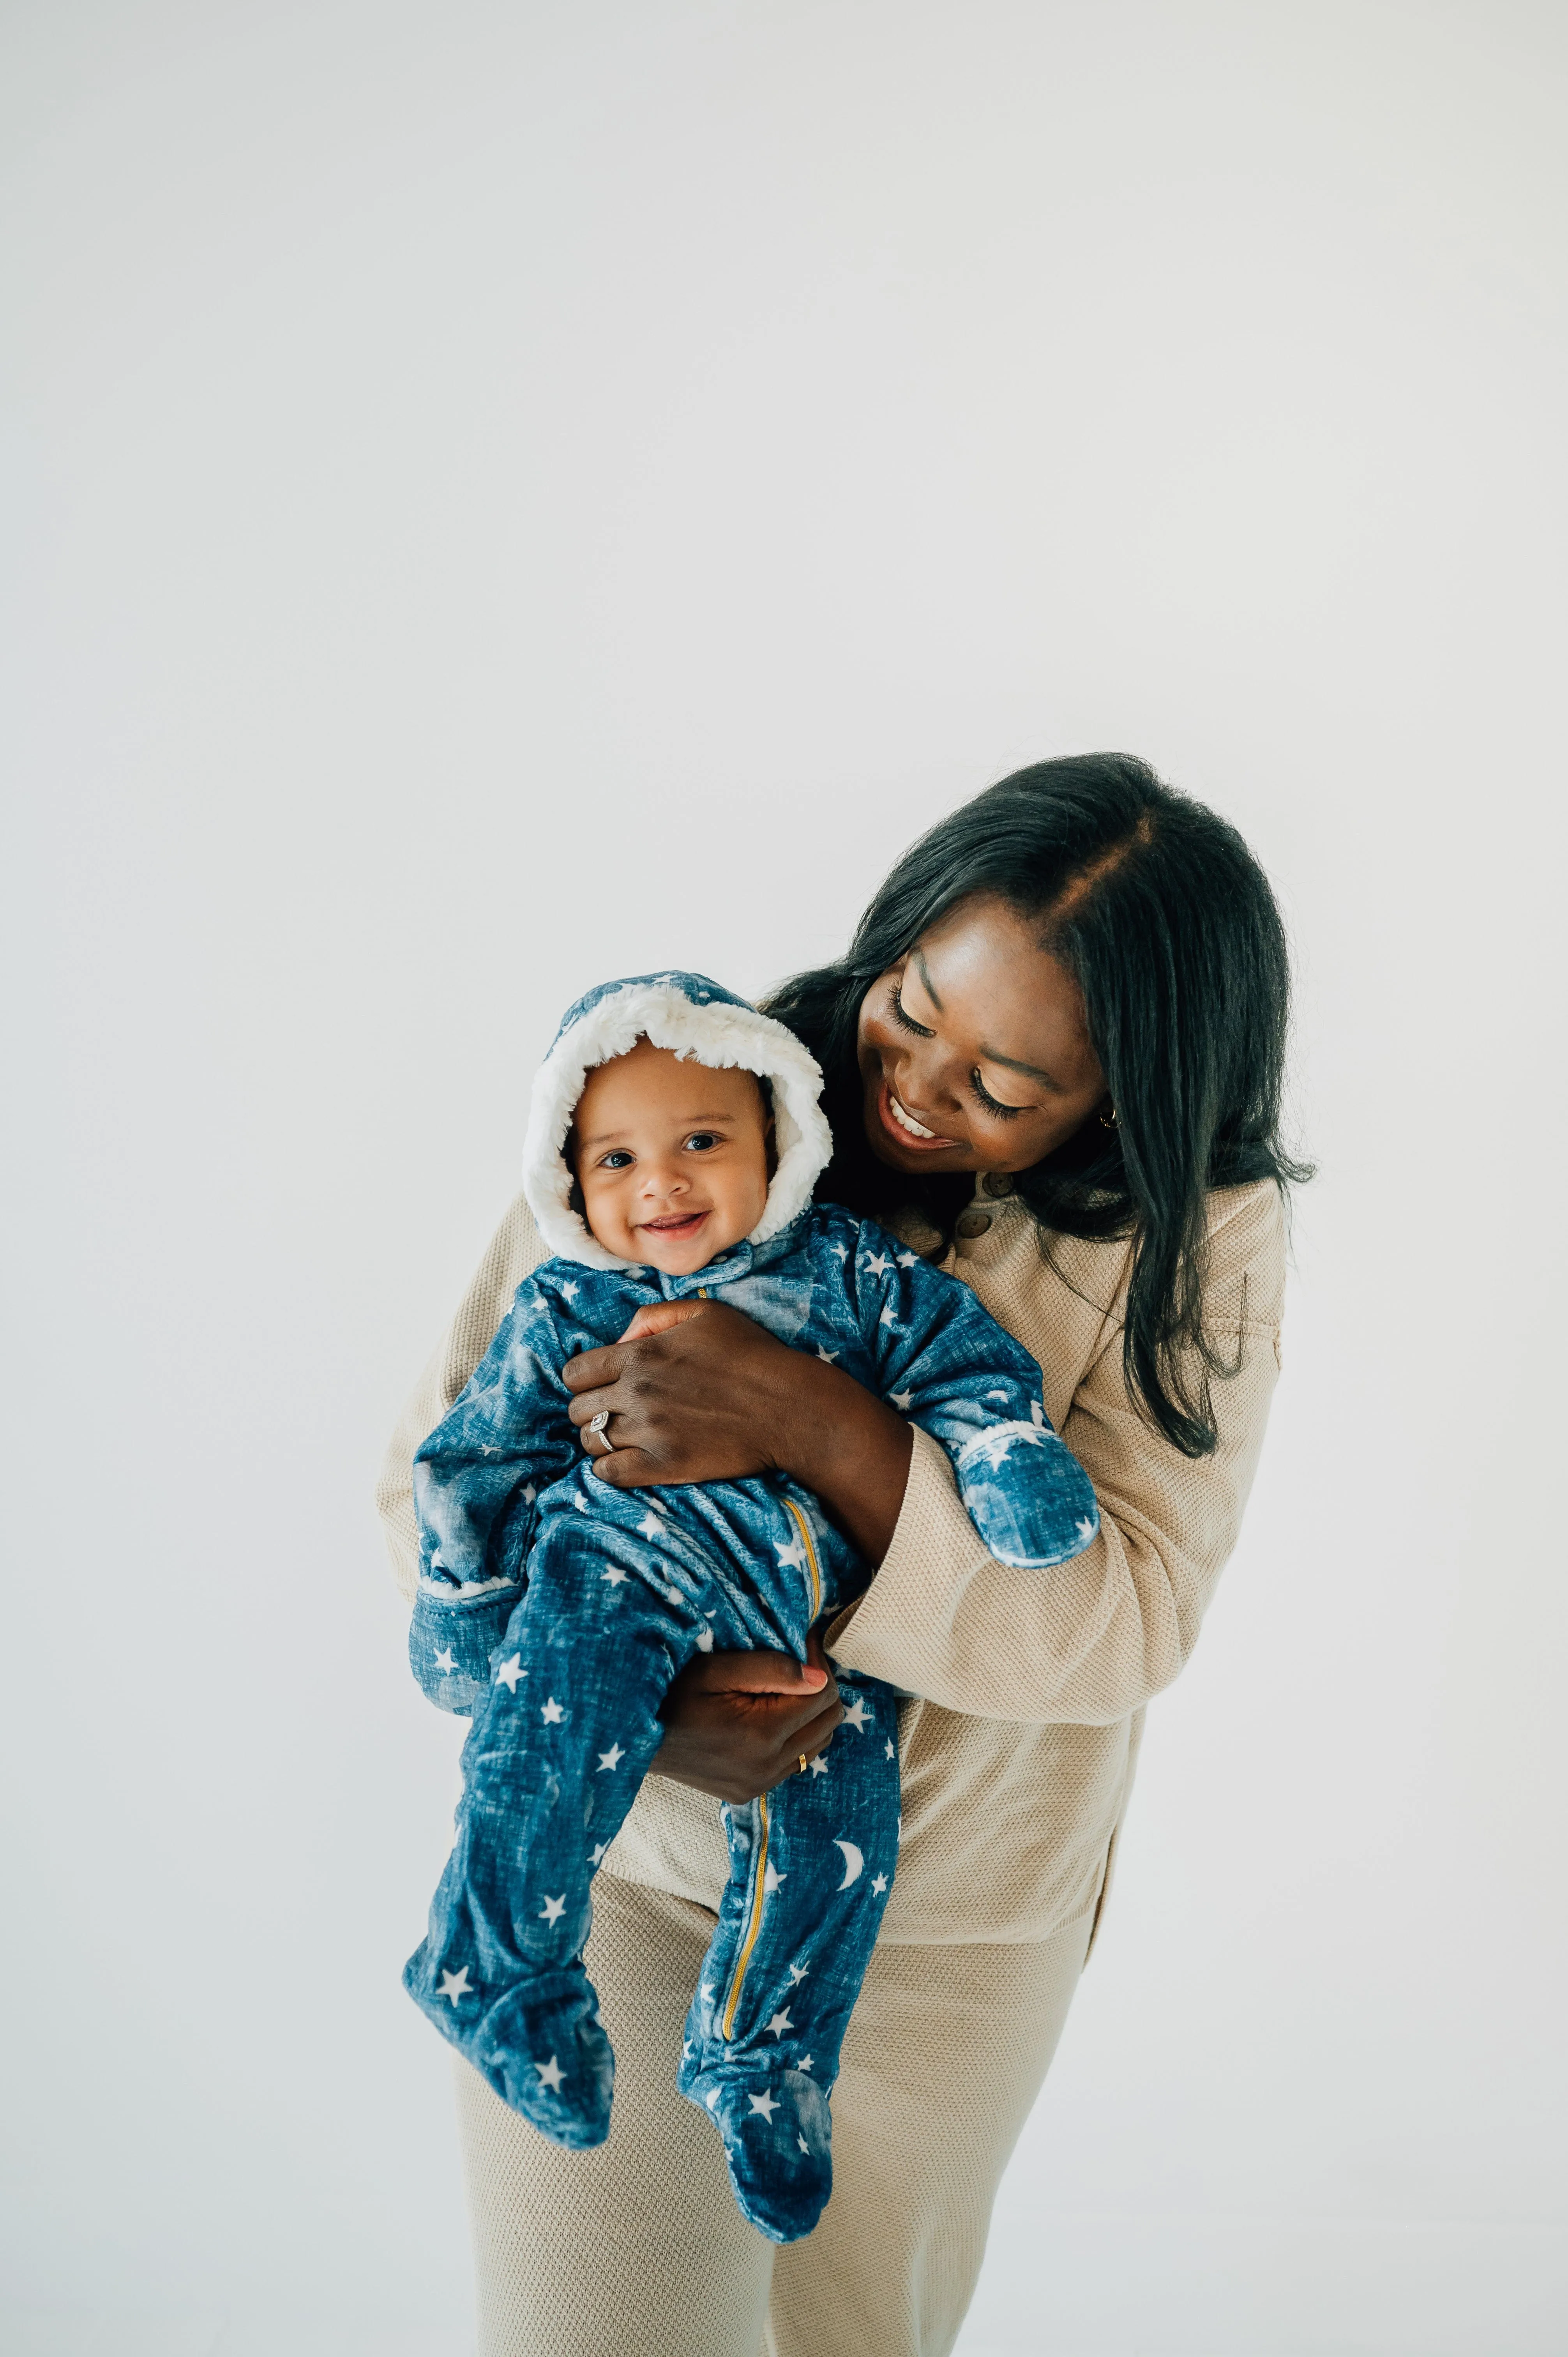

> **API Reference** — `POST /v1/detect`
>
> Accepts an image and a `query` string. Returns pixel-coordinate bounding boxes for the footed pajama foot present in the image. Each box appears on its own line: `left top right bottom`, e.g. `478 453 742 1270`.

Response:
682 2062 834 2243
403 1948 615 2149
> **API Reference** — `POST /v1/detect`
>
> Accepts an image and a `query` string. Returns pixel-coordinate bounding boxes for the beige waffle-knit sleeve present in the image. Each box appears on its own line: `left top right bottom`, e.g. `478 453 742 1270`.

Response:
827 1184 1286 1725
374 1193 547 1605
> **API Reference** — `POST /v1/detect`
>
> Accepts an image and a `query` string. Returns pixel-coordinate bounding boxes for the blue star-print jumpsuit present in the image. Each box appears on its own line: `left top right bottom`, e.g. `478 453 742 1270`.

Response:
403 1202 1101 2244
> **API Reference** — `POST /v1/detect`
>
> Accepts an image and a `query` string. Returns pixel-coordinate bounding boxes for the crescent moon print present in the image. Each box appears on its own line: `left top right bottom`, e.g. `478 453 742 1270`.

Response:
833 1839 864 1890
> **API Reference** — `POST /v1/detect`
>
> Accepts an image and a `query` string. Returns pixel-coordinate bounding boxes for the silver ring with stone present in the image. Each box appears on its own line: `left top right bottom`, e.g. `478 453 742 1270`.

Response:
588 1409 613 1452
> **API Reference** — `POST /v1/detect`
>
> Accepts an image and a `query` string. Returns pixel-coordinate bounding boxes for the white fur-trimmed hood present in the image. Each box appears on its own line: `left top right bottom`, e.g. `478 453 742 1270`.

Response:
521 972 834 1271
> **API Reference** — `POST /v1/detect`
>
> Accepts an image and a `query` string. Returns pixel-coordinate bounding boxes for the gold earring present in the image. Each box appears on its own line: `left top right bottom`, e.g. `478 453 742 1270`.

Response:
1099 1104 1119 1129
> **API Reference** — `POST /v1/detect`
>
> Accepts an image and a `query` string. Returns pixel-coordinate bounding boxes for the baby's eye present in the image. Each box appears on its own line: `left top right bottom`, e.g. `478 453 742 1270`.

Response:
683 1131 720 1153
599 1150 635 1170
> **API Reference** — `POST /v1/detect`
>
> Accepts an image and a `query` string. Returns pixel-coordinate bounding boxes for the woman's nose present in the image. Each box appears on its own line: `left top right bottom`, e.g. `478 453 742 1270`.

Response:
899 1044 966 1119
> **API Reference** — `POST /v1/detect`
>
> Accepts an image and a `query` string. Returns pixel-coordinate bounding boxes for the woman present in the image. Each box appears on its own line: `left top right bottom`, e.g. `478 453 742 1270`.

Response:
378 752 1303 2357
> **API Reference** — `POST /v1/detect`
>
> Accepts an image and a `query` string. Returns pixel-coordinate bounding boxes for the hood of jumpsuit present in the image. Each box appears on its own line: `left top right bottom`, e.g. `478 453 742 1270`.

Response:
521 972 835 1274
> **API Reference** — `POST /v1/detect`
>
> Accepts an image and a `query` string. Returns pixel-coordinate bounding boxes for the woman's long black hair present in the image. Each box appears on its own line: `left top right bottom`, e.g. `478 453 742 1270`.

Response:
765 753 1309 1458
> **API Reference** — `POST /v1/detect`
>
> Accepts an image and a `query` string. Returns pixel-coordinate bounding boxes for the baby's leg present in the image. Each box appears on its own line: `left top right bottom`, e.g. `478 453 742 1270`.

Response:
403 1510 704 2149
678 1675 902 2243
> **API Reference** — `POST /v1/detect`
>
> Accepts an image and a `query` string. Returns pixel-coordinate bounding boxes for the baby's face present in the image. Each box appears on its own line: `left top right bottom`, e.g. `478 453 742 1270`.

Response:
571 1038 772 1275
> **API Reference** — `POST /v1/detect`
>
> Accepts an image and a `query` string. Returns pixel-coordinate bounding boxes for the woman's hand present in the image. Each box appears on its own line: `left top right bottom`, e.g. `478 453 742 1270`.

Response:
563 1300 914 1563
653 1631 844 1804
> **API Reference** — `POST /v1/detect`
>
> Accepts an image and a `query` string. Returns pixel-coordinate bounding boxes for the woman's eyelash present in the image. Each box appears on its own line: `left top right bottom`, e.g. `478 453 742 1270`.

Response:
969 1070 1025 1120
889 981 933 1037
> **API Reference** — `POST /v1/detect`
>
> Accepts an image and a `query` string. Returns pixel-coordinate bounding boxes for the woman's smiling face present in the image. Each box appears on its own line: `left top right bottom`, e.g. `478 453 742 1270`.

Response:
855 893 1108 1177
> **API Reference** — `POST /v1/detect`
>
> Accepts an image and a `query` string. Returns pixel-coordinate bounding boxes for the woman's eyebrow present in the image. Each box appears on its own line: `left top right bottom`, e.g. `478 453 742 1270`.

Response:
982 1049 1062 1092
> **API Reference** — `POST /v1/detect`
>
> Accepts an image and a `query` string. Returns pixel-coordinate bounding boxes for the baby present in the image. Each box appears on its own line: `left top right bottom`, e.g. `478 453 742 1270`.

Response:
403 972 1100 2243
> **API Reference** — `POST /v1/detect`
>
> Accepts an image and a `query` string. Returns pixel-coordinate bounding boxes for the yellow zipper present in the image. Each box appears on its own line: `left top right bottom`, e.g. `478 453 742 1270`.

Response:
718 1500 821 2041
721 1790 770 2040
782 1495 821 1619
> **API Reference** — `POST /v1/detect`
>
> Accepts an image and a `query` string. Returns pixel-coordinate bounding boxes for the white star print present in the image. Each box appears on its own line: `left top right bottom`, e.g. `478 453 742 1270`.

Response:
885 1738 896 1759
539 1894 566 1925
965 1418 1052 1471
889 1391 913 1411
773 1535 808 1570
766 2009 792 2038
798 2134 810 2153
433 1647 456 1675
841 1696 870 1732
523 1483 537 1505
534 2053 565 2090
602 1562 629 1586
787 1962 809 1984
638 1512 666 1541
985 1388 1009 1401
572 1493 590 1512
830 1243 849 1260
871 1872 889 1895
682 2039 693 2059
589 1843 607 1866
879 1305 896 1328
478 1444 501 1456
808 1754 828 1777
863 1251 890 1277
494 1655 525 1693
540 1696 565 1723
762 1861 786 1894
1076 1516 1097 1543
597 1744 625 1772
437 1966 472 2005
705 2089 720 2110
696 1625 714 1650
896 1250 918 1268
798 2053 814 2071
560 1281 579 1302
702 1982 716 2002
748 2091 780 2122
816 1346 839 1362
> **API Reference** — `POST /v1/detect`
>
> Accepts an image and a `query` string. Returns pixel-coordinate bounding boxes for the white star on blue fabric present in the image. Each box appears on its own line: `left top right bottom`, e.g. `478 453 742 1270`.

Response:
597 1744 625 1772
573 1493 590 1512
559 1281 579 1301
788 1961 808 1984
540 1696 565 1723
773 1534 808 1570
798 2053 814 2071
696 1625 714 1650
816 1346 838 1362
765 2008 792 2038
523 1482 537 1505
638 1512 666 1541
889 1391 913 1410
437 1966 472 2005
494 1655 526 1692
841 1696 870 1732
871 1871 889 1895
747 2091 780 2122
534 2054 565 2090
879 1305 897 1328
762 1860 786 1893
830 1243 848 1260
896 1250 918 1268
1077 1517 1097 1543
863 1251 890 1277
808 1754 828 1777
602 1562 629 1586
798 2133 810 2153
539 1894 567 1925
885 1737 896 1759
433 1647 456 1675
966 1417 1052 1471
589 1842 607 1866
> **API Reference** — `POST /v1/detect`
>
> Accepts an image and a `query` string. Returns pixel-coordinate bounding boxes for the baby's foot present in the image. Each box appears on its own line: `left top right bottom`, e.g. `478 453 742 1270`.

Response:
404 1950 614 2149
683 2063 833 2243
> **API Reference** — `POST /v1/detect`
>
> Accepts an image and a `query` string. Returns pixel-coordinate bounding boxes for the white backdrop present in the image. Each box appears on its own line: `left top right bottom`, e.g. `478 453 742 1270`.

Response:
4 4 1565 2352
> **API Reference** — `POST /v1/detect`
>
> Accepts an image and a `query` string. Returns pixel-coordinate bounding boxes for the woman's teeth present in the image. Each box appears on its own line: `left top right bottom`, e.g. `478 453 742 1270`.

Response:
888 1091 939 1140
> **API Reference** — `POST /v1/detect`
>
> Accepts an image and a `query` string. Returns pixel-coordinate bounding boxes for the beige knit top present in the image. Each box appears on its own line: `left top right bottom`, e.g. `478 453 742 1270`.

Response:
377 1177 1285 1950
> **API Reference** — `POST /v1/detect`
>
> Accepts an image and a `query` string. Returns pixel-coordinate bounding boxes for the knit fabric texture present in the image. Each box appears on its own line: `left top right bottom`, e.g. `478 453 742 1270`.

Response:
454 1869 1092 2357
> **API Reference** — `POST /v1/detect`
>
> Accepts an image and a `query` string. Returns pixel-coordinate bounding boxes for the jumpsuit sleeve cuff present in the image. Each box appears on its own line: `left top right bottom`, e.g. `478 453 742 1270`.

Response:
408 1580 522 1714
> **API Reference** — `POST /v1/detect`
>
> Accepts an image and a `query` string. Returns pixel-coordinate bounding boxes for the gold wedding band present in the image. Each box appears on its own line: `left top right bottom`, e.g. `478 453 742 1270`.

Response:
798 1754 809 1774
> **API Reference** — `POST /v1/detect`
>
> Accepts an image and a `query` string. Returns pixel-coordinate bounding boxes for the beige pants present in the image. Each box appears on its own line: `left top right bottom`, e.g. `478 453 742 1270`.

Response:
456 1870 1092 2357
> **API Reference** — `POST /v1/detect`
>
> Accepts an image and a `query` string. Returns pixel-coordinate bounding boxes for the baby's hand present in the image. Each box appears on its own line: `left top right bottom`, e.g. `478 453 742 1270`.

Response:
617 1299 714 1344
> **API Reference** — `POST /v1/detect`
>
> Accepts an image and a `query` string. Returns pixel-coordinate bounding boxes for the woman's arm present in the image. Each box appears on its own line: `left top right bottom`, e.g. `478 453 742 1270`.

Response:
828 1186 1285 1723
